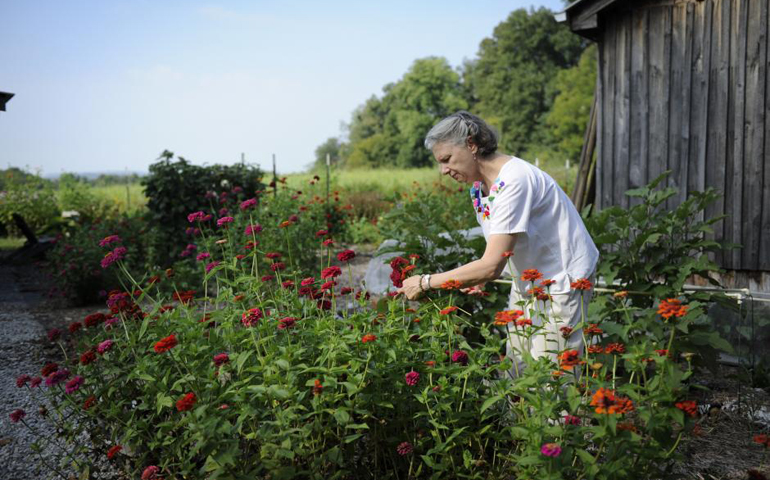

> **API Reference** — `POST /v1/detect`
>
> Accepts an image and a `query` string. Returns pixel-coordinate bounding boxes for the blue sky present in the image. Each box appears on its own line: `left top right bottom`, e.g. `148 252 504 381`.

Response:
0 0 565 176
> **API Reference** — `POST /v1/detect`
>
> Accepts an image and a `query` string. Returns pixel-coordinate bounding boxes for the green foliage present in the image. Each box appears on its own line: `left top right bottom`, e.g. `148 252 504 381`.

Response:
56 174 115 222
312 137 342 171
463 8 586 155
546 44 597 161
0 168 60 237
343 57 468 169
142 151 265 267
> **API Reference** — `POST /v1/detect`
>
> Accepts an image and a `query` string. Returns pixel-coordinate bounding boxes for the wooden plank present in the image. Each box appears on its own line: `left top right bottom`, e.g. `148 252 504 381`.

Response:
596 33 605 210
687 0 713 210
614 13 631 208
725 0 747 269
647 6 672 188
629 8 650 208
572 0 621 27
759 2 770 272
602 20 617 210
667 3 687 211
742 0 766 270
705 0 730 267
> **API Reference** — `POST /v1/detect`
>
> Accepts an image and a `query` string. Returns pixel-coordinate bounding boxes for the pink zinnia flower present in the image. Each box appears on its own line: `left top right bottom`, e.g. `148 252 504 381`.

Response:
242 308 262 327
29 377 42 388
99 235 121 247
240 198 257 210
100 246 127 268
47 328 61 342
270 262 286 272
541 443 562 457
337 249 356 262
217 216 234 227
97 339 114 354
65 375 84 394
205 261 221 273
405 371 420 386
187 211 206 223
300 277 315 286
244 224 262 235
564 414 581 425
196 252 211 262
45 369 71 386
316 229 328 237
396 441 413 456
261 275 275 282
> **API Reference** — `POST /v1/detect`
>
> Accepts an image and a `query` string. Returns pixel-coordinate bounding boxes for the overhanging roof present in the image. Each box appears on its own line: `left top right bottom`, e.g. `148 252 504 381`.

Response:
0 92 14 111
556 0 622 40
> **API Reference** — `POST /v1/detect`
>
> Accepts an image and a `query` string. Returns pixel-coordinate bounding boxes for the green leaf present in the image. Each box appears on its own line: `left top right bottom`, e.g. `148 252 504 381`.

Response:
480 395 503 414
334 409 351 425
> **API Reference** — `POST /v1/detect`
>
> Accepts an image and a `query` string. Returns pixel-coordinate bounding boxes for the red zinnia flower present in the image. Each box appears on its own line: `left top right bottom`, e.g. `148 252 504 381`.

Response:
340 287 353 295
521 269 543 282
141 466 161 480
83 395 96 410
10 409 26 423
68 322 82 334
502 251 514 258
16 375 30 388
322 239 334 247
337 249 356 262
405 371 420 386
300 277 315 286
154 334 178 353
176 392 197 412
242 308 262 327
559 350 584 371
584 324 603 335
107 445 122 459
261 275 275 282
321 266 342 279
80 350 96 366
270 262 286 271
278 317 297 330
515 318 533 327
312 379 323 395
41 362 58 377
316 229 329 237
396 441 413 456
440 306 458 315
266 252 282 259
361 334 377 343
605 343 625 355
83 313 106 328
213 353 230 366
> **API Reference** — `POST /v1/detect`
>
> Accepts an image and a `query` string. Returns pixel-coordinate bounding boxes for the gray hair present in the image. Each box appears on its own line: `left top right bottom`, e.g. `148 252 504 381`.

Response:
424 111 499 158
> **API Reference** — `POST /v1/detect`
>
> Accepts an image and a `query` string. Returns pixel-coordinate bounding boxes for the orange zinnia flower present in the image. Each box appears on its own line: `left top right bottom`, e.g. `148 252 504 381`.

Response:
587 345 604 354
540 279 556 287
675 400 698 417
584 324 603 335
605 343 625 355
521 269 543 282
440 306 459 315
614 290 628 298
515 318 533 327
658 298 689 319
590 388 634 415
361 334 377 343
571 278 593 290
494 309 523 326
441 280 462 290
502 251 514 258
558 349 584 370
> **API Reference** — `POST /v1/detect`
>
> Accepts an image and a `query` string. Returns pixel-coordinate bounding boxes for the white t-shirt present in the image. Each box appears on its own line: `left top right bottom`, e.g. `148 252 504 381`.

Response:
471 156 599 295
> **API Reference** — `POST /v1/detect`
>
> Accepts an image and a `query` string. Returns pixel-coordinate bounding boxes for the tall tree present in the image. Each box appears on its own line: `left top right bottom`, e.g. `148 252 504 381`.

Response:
464 8 585 155
546 44 597 162
312 137 342 170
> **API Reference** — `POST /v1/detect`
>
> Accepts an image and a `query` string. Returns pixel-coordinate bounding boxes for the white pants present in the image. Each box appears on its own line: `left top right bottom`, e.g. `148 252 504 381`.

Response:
504 281 594 378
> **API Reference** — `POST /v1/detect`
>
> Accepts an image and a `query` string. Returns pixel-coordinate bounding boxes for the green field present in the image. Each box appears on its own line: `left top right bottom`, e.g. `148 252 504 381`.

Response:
90 183 147 214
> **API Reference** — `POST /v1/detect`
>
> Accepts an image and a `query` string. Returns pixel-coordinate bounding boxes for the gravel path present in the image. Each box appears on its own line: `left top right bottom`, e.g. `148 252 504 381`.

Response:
0 265 64 480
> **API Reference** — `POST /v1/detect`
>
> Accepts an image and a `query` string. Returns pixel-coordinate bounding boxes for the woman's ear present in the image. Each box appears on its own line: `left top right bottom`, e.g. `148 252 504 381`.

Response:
466 137 478 155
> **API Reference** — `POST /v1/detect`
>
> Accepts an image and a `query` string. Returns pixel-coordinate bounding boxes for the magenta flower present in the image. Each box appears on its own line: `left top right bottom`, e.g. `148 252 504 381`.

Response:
396 441 413 456
278 317 297 330
29 377 42 388
451 350 469 366
187 211 206 223
97 339 114 354
300 277 315 286
100 246 127 269
242 308 262 327
240 198 257 210
405 371 420 386
196 252 211 262
99 235 122 247
245 224 262 236
65 375 84 394
564 415 581 425
141 466 161 480
9 409 25 423
218 207 229 217
45 369 71 387
213 353 230 366
217 216 234 227
104 318 119 330
541 443 562 457
205 261 221 273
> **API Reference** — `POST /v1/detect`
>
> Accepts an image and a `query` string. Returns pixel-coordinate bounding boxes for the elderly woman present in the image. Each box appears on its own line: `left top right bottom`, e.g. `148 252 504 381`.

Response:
397 111 599 373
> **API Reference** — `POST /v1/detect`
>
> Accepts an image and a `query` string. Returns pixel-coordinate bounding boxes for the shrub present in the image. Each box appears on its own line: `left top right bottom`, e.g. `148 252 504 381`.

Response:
0 169 60 237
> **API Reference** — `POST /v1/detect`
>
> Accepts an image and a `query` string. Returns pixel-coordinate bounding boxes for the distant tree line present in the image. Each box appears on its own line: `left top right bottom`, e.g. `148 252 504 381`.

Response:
314 7 596 170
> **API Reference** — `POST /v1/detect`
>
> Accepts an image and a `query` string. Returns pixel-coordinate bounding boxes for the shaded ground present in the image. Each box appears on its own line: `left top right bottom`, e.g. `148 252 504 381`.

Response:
1 250 770 480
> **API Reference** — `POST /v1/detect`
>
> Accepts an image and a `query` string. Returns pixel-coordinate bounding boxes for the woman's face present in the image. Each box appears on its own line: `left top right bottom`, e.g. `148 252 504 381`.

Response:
432 141 478 185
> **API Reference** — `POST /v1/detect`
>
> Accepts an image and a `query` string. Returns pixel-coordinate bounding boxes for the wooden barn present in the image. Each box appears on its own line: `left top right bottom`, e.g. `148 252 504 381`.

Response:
560 0 770 292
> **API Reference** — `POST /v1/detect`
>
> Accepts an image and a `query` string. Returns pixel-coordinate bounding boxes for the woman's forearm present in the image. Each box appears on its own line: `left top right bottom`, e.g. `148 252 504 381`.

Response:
428 258 501 289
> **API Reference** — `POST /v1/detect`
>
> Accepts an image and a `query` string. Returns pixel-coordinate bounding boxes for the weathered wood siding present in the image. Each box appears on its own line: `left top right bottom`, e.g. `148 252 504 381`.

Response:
596 0 769 272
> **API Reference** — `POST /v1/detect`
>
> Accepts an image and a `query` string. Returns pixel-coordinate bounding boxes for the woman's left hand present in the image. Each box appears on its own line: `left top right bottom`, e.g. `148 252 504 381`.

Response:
398 275 423 300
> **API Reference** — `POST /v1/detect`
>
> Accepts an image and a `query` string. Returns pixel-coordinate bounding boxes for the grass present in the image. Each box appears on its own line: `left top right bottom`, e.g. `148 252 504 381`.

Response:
0 236 26 251
90 184 147 214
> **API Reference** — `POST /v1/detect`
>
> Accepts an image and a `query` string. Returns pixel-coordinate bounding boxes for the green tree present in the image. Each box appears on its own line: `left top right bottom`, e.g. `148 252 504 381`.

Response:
344 57 469 168
312 137 342 170
464 8 585 155
546 43 597 162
